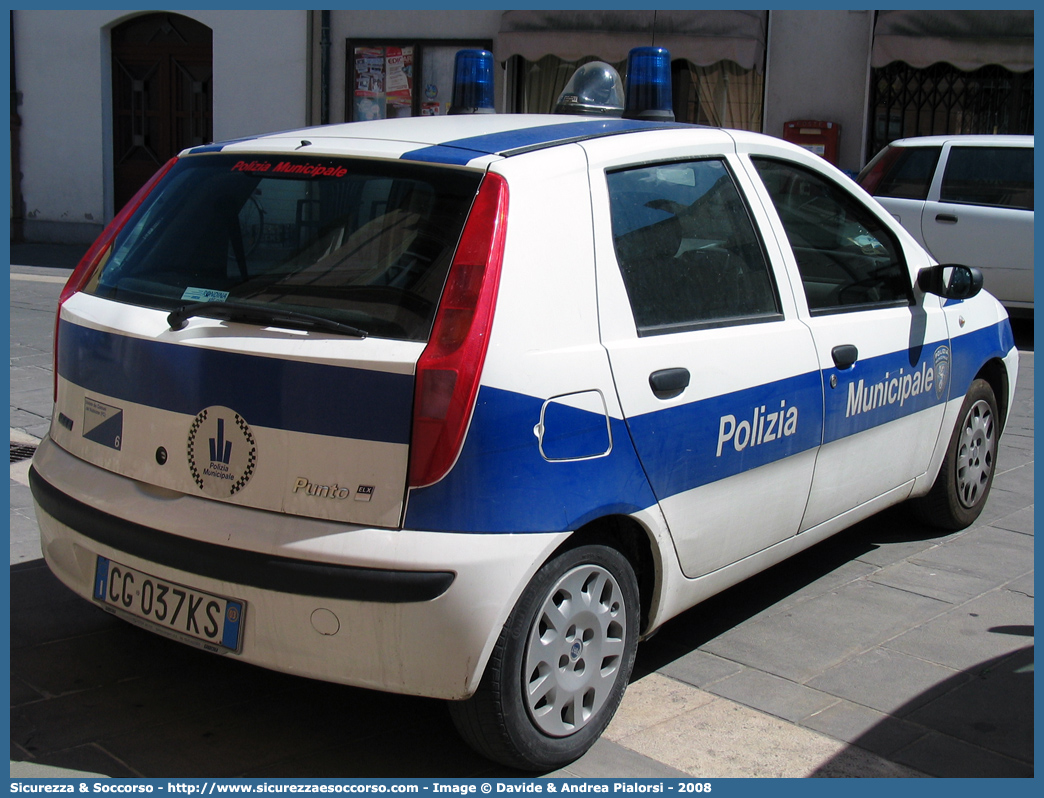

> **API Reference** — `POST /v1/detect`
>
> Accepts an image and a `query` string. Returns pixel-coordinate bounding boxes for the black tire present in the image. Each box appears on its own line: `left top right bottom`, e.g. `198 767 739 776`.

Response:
911 378 999 530
449 544 639 771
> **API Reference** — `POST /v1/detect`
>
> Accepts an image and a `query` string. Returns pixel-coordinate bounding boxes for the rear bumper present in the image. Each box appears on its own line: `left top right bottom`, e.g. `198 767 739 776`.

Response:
31 467 454 603
30 437 569 699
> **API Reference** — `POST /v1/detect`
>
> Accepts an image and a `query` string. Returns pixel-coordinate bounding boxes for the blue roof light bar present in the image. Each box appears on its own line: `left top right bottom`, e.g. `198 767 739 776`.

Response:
449 49 496 115
623 47 675 122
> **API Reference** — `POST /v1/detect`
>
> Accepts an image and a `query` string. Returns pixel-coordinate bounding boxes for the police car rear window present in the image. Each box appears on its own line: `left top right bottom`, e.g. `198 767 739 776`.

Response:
86 154 483 341
607 159 781 335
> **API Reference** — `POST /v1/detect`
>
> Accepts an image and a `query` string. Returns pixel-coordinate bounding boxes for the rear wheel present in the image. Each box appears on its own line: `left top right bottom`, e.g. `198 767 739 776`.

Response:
449 544 638 771
911 378 999 530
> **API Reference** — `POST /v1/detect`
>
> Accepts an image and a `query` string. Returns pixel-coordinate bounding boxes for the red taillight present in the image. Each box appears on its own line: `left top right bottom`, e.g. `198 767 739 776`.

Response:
53 157 178 401
408 172 509 488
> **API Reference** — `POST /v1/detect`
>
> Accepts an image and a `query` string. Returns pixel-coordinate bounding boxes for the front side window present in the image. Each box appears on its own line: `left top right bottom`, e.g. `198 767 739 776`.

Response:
87 154 482 340
752 158 912 314
607 159 780 335
940 146 1034 210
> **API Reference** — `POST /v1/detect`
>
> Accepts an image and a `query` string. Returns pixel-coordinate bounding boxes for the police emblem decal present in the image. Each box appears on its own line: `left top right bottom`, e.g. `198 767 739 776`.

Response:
187 406 258 497
933 346 951 400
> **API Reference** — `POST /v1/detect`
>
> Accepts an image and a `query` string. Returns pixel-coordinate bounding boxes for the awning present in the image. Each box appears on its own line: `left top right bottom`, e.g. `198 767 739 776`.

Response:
495 10 767 72
872 10 1033 72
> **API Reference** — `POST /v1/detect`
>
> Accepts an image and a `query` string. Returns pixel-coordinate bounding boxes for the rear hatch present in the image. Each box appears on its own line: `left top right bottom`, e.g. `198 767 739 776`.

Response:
51 151 483 528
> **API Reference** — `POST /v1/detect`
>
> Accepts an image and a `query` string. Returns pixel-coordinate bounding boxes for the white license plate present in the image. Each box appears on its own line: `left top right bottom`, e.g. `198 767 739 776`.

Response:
93 557 245 653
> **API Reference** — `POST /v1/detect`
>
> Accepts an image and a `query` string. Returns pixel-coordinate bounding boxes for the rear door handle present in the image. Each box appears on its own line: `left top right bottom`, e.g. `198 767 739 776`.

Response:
649 368 690 399
936 213 958 224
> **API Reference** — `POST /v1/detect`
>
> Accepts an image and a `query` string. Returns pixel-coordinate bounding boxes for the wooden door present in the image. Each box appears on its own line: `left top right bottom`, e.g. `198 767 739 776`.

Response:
112 13 212 210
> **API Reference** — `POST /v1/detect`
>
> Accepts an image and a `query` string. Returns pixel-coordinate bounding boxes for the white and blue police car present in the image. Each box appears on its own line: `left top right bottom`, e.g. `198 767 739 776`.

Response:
31 50 1018 770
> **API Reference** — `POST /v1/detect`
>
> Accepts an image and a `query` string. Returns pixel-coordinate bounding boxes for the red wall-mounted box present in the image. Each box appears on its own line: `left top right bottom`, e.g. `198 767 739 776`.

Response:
783 120 840 165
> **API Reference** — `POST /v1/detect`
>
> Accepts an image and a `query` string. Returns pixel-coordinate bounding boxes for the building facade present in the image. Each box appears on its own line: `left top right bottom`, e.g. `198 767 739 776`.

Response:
10 9 1033 244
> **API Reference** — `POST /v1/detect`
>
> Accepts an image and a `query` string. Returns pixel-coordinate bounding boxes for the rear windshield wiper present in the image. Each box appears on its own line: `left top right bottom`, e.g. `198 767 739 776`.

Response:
167 301 368 338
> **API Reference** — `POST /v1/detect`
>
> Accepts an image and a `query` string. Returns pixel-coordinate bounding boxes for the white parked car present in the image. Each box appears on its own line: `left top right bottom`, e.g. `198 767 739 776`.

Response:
858 134 1033 315
33 85 1018 770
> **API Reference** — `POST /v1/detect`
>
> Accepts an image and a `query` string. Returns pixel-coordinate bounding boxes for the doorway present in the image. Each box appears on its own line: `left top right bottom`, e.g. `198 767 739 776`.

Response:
111 13 212 210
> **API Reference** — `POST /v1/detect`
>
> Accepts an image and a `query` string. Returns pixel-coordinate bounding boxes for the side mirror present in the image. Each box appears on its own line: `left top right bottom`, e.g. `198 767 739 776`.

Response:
917 263 984 300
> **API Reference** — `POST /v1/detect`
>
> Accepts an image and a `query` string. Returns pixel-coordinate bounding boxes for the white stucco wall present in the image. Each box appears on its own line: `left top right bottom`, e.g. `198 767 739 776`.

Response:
14 11 112 239
13 9 309 241
196 9 310 141
764 9 873 172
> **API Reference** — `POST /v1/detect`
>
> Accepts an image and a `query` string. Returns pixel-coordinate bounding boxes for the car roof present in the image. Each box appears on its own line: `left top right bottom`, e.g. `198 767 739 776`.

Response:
888 134 1033 148
184 115 706 166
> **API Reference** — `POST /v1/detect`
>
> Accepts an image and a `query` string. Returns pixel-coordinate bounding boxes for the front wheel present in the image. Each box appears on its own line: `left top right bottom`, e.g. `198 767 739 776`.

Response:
449 544 639 771
911 378 999 530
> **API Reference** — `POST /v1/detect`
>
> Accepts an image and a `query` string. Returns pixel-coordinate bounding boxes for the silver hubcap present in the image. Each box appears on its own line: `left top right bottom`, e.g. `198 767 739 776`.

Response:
956 399 995 509
523 564 627 737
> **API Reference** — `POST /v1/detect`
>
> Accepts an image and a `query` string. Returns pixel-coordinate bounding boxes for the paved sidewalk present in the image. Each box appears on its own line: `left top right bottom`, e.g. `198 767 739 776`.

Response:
9 251 1034 779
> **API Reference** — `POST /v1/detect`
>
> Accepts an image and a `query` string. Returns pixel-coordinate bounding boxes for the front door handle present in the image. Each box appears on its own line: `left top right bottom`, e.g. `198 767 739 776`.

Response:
831 344 859 370
936 213 959 224
649 368 690 400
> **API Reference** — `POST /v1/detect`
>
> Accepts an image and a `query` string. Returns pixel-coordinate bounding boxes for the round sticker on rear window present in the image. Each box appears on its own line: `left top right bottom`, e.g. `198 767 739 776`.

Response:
187 407 258 497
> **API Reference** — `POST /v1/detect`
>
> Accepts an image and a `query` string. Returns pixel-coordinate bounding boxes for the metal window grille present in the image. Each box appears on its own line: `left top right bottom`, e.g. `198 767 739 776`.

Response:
867 62 1033 161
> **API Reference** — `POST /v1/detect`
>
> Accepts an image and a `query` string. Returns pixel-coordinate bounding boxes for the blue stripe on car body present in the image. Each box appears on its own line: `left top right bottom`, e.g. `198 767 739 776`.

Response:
57 321 414 444
819 322 1015 445
946 319 1016 398
626 370 824 503
400 119 689 165
405 372 823 534
404 386 658 534
404 374 824 535
59 315 1013 535
823 339 950 444
406 320 1014 534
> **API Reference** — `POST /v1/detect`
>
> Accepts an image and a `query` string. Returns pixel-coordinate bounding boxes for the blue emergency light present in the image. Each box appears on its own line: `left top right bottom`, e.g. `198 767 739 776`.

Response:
449 49 496 115
623 47 675 122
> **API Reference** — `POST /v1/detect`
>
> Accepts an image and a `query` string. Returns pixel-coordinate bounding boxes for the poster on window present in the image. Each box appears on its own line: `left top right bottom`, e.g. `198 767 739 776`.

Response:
354 46 386 121
420 46 459 117
385 46 414 118
350 40 491 121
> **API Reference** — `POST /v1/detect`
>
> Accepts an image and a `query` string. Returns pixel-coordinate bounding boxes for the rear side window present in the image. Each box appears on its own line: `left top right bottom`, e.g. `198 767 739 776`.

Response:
859 145 941 200
752 157 912 314
606 159 780 336
87 155 482 341
940 146 1034 210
